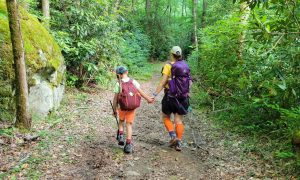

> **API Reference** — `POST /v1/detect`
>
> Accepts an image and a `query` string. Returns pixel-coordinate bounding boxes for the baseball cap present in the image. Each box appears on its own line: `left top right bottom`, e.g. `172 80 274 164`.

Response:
115 66 128 74
170 46 182 56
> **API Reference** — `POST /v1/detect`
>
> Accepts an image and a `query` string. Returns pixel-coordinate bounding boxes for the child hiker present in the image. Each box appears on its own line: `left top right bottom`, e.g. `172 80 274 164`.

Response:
152 46 192 151
112 66 153 153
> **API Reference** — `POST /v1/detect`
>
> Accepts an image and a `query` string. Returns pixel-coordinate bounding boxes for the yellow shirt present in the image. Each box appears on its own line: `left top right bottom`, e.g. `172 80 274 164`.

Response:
161 62 174 89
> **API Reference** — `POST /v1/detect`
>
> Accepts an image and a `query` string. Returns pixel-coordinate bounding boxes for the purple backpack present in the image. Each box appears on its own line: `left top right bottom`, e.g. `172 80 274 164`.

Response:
168 60 192 98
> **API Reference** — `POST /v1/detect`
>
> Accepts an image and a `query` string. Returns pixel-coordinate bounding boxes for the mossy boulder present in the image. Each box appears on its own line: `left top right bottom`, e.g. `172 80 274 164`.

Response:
292 131 300 159
0 0 65 120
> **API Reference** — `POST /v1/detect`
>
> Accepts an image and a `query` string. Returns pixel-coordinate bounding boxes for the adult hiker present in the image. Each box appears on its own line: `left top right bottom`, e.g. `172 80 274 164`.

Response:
112 66 153 153
152 46 192 151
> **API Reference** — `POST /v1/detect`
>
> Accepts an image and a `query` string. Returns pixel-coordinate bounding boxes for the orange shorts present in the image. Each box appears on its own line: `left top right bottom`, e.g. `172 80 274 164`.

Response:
118 109 136 123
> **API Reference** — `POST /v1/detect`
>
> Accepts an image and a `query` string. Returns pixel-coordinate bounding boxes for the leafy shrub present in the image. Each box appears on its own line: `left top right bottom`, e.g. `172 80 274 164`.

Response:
189 0 300 175
49 0 154 87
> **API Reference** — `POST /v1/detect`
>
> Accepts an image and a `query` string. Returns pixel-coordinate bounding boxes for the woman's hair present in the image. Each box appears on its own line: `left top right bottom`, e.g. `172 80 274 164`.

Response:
172 53 182 60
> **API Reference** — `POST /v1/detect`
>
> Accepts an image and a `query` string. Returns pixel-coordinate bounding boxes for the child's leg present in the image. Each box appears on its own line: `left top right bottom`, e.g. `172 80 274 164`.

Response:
125 122 133 143
119 120 125 134
118 109 126 135
117 110 125 145
124 110 135 144
124 121 134 153
174 113 184 140
163 113 176 139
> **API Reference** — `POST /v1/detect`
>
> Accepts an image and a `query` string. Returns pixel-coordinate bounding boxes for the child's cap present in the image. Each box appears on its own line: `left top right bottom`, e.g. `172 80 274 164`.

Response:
116 66 128 75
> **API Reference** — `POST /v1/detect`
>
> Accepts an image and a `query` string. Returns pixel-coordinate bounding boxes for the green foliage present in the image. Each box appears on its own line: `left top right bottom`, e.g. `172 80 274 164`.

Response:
119 29 153 80
275 151 295 159
190 0 300 175
0 127 13 137
139 0 194 60
50 0 119 87
49 0 154 87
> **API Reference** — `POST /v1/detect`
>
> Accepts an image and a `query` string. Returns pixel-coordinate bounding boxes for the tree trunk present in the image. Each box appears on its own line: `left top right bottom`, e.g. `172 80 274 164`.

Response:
185 1 187 16
42 0 50 27
145 0 151 32
146 0 151 16
182 0 184 16
6 0 31 129
237 2 250 63
192 0 198 50
169 4 172 24
292 131 300 160
201 0 207 28
131 0 136 12
114 0 123 13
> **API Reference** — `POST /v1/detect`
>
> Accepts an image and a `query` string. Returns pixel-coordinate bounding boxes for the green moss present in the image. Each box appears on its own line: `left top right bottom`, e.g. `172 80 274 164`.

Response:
0 0 7 16
0 0 64 75
293 131 300 144
0 0 65 121
0 83 11 97
56 72 64 85
19 7 63 72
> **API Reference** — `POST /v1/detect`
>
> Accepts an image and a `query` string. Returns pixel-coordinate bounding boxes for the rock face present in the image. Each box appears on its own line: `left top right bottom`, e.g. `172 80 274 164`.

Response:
0 0 65 119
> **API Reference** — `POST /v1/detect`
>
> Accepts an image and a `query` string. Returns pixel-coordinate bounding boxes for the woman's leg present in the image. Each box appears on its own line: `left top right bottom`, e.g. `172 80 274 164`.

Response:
174 113 184 151
174 113 184 140
163 113 176 140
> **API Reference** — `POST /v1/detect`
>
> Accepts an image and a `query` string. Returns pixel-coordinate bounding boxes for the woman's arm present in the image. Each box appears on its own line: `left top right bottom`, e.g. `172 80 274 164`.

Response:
153 74 169 96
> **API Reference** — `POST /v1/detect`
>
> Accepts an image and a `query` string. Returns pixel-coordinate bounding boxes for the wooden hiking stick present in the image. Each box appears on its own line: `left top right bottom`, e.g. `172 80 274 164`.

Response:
109 100 119 126
110 100 120 140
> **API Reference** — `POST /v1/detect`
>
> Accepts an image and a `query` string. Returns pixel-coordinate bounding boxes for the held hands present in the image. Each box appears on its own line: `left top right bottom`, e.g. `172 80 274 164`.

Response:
147 92 157 104
147 96 155 104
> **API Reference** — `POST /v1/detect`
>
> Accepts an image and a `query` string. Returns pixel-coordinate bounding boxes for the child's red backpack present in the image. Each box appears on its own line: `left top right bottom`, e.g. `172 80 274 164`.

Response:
118 79 141 111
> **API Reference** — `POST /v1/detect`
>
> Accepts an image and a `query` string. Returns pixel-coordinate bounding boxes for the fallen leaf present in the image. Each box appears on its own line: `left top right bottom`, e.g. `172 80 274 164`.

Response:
22 163 29 169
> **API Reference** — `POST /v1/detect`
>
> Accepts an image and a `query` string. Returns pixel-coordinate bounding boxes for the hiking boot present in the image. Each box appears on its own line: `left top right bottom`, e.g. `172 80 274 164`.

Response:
117 134 125 146
169 137 177 147
124 143 134 154
175 140 182 151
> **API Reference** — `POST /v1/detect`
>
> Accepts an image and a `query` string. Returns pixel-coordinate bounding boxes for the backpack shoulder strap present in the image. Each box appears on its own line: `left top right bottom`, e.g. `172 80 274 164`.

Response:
128 78 134 84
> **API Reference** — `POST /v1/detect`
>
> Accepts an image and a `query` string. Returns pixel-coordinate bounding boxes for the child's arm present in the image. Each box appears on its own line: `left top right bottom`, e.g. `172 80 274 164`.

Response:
137 88 153 103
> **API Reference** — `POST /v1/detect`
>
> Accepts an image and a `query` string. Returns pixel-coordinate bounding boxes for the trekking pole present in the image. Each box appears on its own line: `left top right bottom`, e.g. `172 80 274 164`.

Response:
109 100 119 126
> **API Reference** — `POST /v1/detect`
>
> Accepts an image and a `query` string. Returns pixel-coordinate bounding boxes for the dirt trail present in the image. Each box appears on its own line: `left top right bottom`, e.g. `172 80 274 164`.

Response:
47 72 256 180
1 68 261 179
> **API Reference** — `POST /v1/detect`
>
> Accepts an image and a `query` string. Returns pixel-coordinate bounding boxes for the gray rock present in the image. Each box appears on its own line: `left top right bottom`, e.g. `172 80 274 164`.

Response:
125 171 140 176
29 81 54 116
0 139 5 144
29 74 65 117
53 84 65 109
0 5 65 120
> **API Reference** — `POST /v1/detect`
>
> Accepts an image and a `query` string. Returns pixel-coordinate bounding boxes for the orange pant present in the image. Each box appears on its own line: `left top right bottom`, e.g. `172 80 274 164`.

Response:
118 109 136 123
